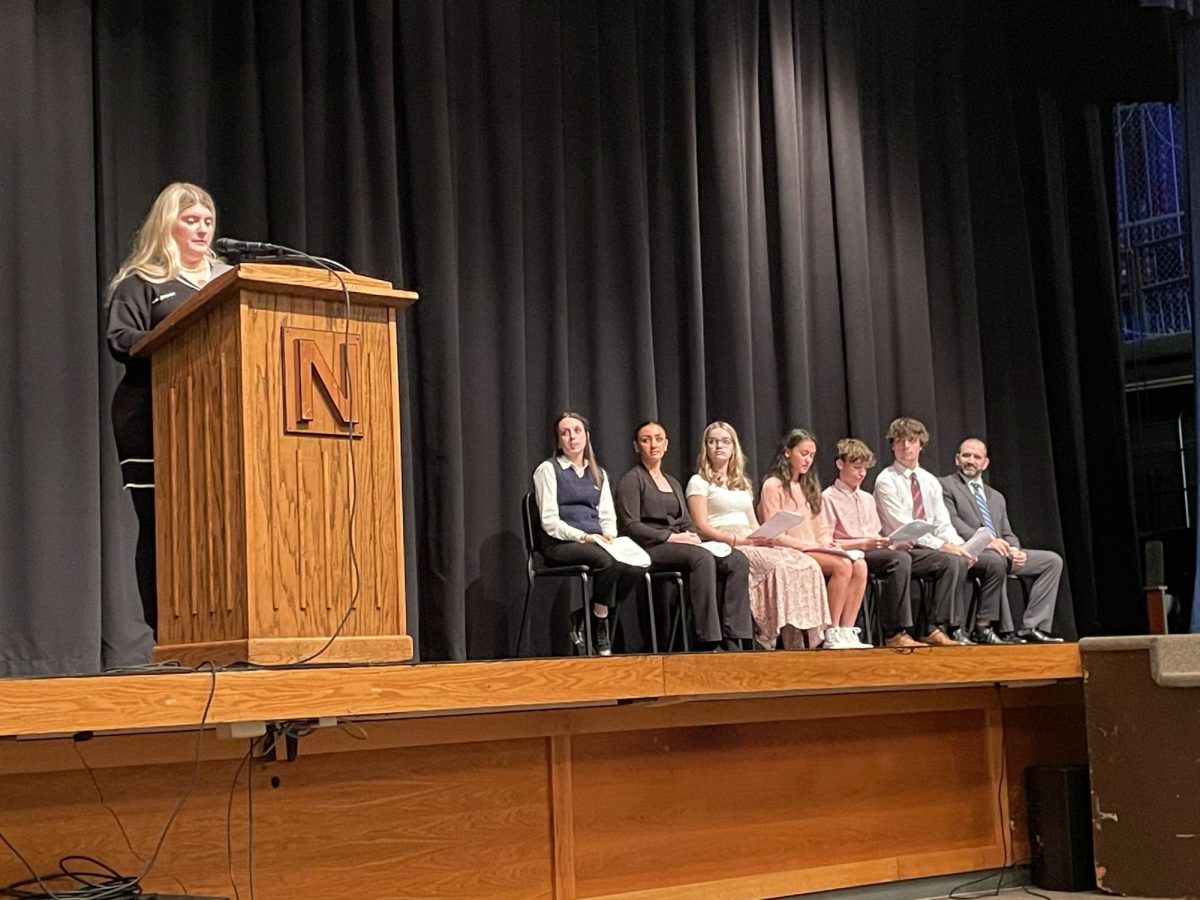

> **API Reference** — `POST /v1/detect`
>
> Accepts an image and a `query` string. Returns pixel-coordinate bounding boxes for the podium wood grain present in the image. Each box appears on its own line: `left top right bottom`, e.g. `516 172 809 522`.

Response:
142 265 416 665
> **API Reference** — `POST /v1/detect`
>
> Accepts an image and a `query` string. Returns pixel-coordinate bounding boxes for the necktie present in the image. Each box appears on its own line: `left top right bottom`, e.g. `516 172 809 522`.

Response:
971 482 996 534
910 472 925 519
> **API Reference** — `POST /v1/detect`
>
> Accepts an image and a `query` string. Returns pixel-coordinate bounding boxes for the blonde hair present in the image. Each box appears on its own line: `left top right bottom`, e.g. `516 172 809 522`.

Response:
695 421 752 491
108 182 218 296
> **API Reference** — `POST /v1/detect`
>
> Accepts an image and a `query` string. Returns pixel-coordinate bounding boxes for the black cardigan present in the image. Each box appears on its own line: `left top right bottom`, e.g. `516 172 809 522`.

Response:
614 464 695 548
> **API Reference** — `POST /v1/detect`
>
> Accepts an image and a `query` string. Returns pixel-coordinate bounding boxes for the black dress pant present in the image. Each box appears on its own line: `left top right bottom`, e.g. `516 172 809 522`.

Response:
542 540 641 610
645 543 752 643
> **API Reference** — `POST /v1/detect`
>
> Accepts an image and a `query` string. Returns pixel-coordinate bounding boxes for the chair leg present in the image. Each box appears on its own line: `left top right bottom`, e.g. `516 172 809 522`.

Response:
674 574 690 651
643 573 660 654
518 577 534 657
582 573 594 656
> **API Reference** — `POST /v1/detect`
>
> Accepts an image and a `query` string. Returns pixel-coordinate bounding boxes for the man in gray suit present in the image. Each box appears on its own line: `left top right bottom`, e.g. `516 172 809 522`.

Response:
939 438 1064 643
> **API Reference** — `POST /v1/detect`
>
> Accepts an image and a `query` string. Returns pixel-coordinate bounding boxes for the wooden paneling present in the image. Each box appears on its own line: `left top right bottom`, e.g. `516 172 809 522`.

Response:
153 297 248 647
146 265 415 666
0 657 1085 899
239 291 404 649
1000 682 1088 862
0 735 553 900
570 709 1005 897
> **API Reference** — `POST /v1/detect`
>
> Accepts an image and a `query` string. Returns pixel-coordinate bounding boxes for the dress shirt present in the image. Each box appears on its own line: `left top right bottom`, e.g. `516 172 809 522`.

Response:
873 462 960 549
821 480 884 541
533 457 617 542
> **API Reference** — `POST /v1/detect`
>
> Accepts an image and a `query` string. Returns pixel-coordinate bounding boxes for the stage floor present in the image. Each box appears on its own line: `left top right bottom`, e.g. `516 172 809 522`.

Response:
0 645 1086 899
0 642 1082 738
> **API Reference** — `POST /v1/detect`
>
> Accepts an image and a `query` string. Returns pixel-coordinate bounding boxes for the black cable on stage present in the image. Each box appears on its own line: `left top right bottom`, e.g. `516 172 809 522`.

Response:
227 244 362 669
0 663 217 900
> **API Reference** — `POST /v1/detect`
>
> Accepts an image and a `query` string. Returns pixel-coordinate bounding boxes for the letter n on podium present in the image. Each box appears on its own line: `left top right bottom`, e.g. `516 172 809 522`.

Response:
282 326 364 437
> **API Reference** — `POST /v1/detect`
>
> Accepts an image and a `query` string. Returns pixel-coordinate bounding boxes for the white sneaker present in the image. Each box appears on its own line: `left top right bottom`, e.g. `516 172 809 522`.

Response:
821 626 851 650
843 626 874 649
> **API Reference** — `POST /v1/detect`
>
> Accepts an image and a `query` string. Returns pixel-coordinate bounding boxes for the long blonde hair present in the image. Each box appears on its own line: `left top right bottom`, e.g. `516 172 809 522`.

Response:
107 182 218 296
695 421 752 491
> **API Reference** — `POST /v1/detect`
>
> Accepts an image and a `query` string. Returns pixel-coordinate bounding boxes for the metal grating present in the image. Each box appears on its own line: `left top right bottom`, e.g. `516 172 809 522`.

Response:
1115 102 1193 340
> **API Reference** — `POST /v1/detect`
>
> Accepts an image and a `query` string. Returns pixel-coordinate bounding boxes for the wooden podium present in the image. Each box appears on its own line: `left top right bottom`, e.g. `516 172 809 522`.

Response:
131 263 418 666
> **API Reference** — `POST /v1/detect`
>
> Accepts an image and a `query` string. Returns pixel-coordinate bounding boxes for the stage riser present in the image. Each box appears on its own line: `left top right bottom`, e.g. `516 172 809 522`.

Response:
0 684 1085 899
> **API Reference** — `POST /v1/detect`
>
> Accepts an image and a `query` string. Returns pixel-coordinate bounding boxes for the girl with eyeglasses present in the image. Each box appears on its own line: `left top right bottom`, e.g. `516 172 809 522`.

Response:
686 421 831 649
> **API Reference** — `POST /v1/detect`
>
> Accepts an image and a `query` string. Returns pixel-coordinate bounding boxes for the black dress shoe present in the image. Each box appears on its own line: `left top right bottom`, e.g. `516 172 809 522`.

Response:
997 631 1028 644
721 637 745 652
950 627 976 645
970 626 1006 645
1017 627 1065 644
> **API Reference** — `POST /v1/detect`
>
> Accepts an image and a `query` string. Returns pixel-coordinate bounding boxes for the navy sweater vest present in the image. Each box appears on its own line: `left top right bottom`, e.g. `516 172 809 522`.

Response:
556 463 602 534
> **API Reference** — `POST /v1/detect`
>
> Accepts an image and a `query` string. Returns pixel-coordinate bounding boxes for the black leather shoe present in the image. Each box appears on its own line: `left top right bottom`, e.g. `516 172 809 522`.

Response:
950 627 976 645
970 626 1006 645
1018 627 1064 644
997 631 1028 644
594 617 612 656
721 637 745 652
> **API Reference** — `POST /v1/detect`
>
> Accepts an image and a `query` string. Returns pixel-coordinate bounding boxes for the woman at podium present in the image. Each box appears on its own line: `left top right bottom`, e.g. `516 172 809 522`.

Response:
105 182 231 632
532 412 643 656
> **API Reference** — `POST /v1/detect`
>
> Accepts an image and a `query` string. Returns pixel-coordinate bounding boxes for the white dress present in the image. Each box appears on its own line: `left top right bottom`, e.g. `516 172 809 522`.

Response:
686 475 831 648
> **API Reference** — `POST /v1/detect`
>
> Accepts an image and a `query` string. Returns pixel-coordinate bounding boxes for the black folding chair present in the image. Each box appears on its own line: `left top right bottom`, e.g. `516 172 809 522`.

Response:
648 569 688 652
859 575 885 646
518 493 594 657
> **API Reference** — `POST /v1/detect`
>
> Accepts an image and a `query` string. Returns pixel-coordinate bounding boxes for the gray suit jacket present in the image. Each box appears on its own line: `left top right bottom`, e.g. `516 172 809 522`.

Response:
938 474 1020 548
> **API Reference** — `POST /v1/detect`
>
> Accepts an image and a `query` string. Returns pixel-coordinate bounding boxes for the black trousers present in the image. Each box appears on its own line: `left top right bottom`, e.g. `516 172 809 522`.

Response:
542 540 641 610
112 378 157 633
645 543 753 643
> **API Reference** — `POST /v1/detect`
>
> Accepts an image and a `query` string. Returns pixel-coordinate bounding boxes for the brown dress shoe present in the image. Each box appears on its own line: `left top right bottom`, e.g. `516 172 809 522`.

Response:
920 628 958 647
885 632 927 649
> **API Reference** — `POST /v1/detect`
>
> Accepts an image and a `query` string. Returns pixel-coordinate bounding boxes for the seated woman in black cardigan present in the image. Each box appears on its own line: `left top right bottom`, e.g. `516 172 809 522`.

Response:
533 412 642 656
614 420 753 651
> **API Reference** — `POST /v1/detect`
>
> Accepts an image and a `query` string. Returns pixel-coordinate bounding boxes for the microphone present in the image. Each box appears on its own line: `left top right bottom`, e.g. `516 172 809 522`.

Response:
213 237 287 256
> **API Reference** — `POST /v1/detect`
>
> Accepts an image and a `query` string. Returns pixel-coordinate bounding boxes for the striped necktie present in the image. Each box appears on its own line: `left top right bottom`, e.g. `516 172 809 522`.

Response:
910 472 925 519
971 482 996 534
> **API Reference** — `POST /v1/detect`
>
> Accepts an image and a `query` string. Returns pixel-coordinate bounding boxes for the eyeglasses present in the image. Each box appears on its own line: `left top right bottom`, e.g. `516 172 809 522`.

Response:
706 437 733 447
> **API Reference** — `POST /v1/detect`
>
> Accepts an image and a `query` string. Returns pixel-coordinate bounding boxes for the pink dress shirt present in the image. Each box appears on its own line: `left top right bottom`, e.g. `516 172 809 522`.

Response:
821 479 884 541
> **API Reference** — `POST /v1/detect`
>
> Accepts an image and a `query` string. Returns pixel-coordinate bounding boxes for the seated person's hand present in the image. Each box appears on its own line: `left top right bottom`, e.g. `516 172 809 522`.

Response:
943 543 976 563
667 531 702 545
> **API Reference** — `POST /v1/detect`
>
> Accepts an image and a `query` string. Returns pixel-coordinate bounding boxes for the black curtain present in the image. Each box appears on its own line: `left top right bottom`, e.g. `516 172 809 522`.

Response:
0 0 1169 673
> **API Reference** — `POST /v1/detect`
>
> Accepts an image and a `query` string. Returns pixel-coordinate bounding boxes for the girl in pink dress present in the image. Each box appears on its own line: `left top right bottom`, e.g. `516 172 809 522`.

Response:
685 421 831 649
759 429 871 649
